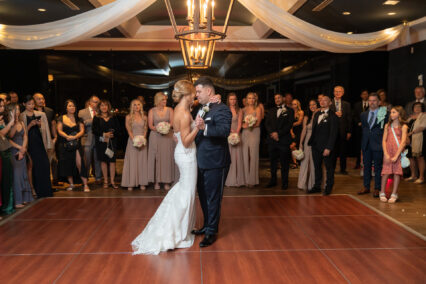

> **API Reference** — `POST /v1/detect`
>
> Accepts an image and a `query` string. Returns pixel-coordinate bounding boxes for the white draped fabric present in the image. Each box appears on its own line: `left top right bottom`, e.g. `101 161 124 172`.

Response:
0 0 155 49
238 0 404 53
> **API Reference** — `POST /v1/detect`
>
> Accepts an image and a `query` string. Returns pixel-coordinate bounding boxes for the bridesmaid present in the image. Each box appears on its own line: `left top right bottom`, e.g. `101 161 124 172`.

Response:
148 92 175 190
297 99 318 191
225 93 245 187
121 99 149 191
57 100 90 192
241 92 262 187
291 99 304 168
21 95 53 198
8 104 33 208
0 100 16 215
92 100 121 189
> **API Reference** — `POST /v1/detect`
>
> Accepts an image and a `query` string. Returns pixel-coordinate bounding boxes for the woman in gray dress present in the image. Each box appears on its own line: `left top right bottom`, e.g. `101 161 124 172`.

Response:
8 104 33 207
148 92 175 190
241 92 262 187
121 99 149 190
225 93 245 187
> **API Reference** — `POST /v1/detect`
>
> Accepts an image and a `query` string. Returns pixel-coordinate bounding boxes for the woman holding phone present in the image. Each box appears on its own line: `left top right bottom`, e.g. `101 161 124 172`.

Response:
20 95 53 198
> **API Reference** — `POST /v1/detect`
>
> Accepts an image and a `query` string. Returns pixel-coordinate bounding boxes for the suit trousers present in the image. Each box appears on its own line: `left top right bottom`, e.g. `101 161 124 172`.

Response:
197 166 229 235
334 137 348 172
312 147 335 192
268 140 290 186
84 144 102 180
362 146 383 190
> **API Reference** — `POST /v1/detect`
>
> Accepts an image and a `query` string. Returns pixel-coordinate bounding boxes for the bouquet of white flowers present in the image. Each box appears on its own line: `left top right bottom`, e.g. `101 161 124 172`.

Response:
228 133 240 146
244 114 257 128
156 121 171 135
292 149 305 161
133 135 146 148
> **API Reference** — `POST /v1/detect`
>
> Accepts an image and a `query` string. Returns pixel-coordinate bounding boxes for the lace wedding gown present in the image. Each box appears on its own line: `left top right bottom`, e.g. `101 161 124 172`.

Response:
132 131 197 255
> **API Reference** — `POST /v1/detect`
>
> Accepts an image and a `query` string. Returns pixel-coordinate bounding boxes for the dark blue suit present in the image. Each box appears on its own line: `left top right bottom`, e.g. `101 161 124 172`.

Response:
361 110 389 190
195 102 232 235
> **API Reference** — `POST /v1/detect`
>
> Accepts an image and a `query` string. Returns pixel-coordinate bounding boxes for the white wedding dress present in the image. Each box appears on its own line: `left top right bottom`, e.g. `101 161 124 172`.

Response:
131 131 197 255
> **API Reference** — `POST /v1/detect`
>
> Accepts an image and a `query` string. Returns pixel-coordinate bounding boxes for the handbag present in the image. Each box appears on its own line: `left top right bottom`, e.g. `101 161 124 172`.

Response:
391 126 410 168
105 138 114 159
64 132 79 151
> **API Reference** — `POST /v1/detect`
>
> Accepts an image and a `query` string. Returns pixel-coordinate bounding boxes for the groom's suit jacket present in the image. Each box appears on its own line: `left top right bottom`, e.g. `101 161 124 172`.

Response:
195 102 232 169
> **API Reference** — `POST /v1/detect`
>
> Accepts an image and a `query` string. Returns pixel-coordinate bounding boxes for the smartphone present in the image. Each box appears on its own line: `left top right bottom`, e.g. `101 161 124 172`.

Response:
34 116 41 121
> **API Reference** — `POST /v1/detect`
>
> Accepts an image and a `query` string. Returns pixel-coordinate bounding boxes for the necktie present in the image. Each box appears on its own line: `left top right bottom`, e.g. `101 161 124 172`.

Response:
368 112 375 128
92 109 96 117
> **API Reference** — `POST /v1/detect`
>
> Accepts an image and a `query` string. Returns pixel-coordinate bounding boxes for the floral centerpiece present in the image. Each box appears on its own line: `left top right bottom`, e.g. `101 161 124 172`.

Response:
156 121 171 135
228 133 240 146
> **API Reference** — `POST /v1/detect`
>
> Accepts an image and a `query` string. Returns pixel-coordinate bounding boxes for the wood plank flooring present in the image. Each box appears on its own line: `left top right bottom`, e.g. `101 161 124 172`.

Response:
1 195 425 284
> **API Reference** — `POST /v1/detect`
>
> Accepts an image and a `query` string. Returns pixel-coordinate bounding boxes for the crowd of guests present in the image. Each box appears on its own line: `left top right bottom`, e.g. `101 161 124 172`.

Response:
0 85 424 219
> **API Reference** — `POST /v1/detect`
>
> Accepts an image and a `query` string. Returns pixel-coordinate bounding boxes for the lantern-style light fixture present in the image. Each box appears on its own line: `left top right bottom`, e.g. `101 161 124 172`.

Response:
164 0 235 69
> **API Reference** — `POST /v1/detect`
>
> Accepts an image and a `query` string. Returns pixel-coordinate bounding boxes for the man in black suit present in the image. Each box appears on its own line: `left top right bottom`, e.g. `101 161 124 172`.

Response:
308 95 339 195
405 86 425 116
358 93 389 197
352 90 369 169
330 86 352 175
192 77 232 248
265 93 295 189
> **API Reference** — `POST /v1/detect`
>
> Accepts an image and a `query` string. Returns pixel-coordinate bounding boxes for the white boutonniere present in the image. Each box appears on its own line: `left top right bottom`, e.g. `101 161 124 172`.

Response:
202 106 210 113
376 106 387 129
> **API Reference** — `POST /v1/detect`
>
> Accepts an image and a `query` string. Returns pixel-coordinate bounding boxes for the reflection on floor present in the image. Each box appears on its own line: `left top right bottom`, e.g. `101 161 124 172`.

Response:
1 195 425 283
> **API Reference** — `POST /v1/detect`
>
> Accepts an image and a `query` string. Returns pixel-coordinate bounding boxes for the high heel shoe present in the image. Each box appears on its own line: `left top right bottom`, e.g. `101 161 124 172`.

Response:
83 185 90 192
111 183 118 189
66 184 74 191
379 192 387 203
388 194 398 203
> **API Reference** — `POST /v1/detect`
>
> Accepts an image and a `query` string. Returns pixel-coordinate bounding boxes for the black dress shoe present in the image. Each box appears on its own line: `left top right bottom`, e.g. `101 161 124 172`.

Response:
266 182 277 188
199 234 217 247
322 189 331 196
307 187 321 194
281 184 288 190
191 227 206 235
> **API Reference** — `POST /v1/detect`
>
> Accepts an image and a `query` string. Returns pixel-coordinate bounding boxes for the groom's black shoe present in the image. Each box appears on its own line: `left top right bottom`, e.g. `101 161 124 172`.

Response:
266 181 277 188
191 227 206 235
307 187 321 194
199 234 216 248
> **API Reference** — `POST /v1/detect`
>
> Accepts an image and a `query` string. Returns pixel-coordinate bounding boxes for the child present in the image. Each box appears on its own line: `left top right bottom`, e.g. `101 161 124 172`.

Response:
380 106 408 203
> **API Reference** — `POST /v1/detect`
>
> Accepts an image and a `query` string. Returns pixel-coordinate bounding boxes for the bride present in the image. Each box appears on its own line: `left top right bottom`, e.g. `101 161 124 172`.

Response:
132 80 201 255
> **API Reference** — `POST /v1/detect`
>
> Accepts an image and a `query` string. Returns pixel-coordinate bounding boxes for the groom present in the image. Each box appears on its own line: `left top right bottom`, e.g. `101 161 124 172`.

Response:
192 77 232 247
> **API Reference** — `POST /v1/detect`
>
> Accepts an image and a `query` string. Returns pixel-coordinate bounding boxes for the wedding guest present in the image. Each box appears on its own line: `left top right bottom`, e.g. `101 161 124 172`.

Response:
225 93 245 187
358 93 389 197
33 93 58 184
121 99 149 191
331 86 352 175
92 100 121 189
405 86 426 116
378 89 392 111
242 92 262 187
147 92 175 190
9 92 19 104
265 93 294 189
317 94 324 104
352 90 369 169
284 93 293 108
0 100 15 214
57 100 90 192
78 95 102 183
20 95 53 198
308 95 338 195
8 104 33 208
0 93 10 105
406 102 426 184
253 92 265 120
298 99 319 191
380 106 408 203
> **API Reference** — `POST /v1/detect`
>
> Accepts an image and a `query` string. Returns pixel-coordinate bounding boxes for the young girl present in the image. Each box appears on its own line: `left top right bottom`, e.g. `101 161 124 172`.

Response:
380 106 408 203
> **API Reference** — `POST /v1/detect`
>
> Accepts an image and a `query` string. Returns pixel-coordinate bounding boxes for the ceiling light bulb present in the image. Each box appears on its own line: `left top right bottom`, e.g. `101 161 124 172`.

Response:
38 8 46 12
383 0 399 5
387 12 396 15
342 11 351 15
347 32 353 34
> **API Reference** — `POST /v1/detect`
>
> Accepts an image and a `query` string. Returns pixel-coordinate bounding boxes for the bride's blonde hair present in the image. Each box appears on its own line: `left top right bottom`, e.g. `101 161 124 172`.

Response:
172 80 195 103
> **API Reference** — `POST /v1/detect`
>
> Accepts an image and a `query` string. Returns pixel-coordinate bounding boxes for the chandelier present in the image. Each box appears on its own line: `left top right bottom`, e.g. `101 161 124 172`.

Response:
165 0 235 69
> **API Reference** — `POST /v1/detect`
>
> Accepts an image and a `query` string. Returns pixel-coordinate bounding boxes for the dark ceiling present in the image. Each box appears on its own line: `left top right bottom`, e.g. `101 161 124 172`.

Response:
1 0 424 34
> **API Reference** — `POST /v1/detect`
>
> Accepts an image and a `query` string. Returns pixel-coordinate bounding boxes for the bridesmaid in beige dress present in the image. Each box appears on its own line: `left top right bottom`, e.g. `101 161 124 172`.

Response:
242 92 262 187
225 93 245 187
148 92 175 190
121 99 148 191
298 100 318 191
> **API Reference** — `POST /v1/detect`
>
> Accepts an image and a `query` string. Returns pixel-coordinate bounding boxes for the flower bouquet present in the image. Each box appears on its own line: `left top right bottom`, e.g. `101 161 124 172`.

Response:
244 114 257 128
228 133 240 146
133 135 146 148
156 121 171 135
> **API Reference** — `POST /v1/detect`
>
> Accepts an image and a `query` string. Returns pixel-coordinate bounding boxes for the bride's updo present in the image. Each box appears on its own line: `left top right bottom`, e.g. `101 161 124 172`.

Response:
172 80 195 103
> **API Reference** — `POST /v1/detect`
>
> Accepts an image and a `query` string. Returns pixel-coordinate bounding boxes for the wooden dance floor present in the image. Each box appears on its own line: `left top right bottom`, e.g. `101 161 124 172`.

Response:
1 195 425 283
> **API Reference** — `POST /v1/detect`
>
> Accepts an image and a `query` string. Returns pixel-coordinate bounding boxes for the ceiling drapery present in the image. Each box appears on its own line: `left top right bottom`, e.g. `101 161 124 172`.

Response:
0 0 408 52
238 0 404 53
0 0 155 49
